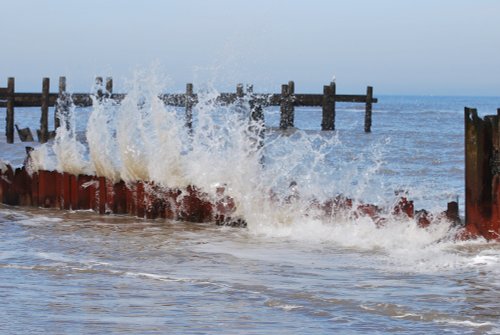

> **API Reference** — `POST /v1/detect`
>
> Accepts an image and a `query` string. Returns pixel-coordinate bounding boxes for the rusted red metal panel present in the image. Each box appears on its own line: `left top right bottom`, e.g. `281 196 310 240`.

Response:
31 172 39 207
77 174 93 210
2 166 470 233
13 167 32 206
415 210 431 228
144 183 163 219
105 180 115 214
113 181 127 214
55 172 63 209
98 177 106 214
69 174 78 209
1 165 15 205
126 183 136 216
104 179 127 214
164 188 181 220
392 196 414 218
213 186 237 224
464 108 500 240
38 170 57 207
60 173 71 210
136 181 145 218
0 166 9 203
178 186 213 222
55 172 73 209
87 176 106 214
4 166 18 205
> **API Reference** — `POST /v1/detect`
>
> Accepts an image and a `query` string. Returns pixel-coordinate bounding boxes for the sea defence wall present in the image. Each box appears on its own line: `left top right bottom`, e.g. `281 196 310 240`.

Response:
0 163 240 225
464 107 500 240
1 155 463 235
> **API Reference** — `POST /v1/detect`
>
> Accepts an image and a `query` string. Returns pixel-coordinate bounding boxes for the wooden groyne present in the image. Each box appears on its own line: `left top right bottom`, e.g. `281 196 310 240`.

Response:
0 77 378 143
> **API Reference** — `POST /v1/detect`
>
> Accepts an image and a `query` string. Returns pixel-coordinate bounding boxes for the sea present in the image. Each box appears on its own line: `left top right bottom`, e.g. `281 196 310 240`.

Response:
1 77 499 334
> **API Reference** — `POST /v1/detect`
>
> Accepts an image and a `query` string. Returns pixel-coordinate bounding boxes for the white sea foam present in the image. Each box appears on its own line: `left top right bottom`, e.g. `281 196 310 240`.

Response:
29 144 56 172
0 159 8 173
87 94 120 181
436 318 494 328
53 100 91 176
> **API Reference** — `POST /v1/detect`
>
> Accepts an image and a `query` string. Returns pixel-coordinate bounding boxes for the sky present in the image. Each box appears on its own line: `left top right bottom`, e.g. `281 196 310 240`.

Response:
0 0 499 95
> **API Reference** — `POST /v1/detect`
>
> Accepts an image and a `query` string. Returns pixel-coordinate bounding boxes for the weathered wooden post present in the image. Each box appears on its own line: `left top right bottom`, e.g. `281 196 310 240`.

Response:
105 77 113 97
185 83 193 131
95 77 103 101
246 84 253 98
6 77 15 143
236 83 244 98
55 76 67 130
288 80 295 127
247 84 265 153
279 81 295 129
365 86 373 133
39 78 50 143
247 84 264 124
321 82 336 131
464 107 500 240
235 83 245 115
279 83 289 129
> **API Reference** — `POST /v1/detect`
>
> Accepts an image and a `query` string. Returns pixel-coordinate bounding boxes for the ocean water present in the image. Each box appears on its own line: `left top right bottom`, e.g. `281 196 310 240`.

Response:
1 79 500 334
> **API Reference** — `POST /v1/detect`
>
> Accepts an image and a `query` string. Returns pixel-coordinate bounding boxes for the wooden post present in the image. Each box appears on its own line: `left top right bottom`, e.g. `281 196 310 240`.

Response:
236 83 244 98
288 80 295 128
365 86 373 133
6 77 15 143
105 77 113 97
185 83 193 131
279 84 290 129
322 82 336 131
95 77 103 100
39 78 50 143
247 84 264 124
55 76 67 130
236 83 244 114
246 84 253 107
247 84 265 153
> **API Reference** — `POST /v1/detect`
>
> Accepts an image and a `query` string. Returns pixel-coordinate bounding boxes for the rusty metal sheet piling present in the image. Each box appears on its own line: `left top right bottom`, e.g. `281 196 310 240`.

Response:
77 175 93 210
136 181 145 218
38 170 57 208
464 107 500 240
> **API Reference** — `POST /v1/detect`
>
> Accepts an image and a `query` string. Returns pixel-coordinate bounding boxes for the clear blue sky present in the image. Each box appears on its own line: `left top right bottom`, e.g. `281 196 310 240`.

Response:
0 0 499 95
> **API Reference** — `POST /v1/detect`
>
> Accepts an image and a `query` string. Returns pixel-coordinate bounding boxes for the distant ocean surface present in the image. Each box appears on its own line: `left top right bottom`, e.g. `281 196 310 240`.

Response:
1 94 500 334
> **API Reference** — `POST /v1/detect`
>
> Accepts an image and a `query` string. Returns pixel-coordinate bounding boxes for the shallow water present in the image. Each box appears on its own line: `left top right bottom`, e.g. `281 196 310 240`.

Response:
1 206 499 334
1 90 500 333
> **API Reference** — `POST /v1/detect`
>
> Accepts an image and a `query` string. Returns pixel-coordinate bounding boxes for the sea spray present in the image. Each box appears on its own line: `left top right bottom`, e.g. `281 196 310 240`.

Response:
27 71 460 243
29 143 56 173
183 88 265 212
87 94 121 182
53 95 91 176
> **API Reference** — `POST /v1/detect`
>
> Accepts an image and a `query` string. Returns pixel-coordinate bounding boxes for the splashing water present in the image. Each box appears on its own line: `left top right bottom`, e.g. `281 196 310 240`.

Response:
27 71 468 247
53 95 91 176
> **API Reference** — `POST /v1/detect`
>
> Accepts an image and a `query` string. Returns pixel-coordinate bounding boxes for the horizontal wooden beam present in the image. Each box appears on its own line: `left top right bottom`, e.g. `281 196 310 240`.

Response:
0 92 377 108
